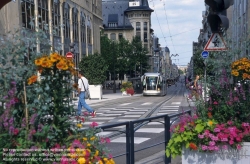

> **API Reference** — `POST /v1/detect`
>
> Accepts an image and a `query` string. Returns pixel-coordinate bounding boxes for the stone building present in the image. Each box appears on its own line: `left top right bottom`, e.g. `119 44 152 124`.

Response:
0 0 103 68
102 0 154 56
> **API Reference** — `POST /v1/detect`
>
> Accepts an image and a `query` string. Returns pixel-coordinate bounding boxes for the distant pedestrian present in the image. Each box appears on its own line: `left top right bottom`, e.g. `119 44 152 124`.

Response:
189 75 200 100
78 71 96 117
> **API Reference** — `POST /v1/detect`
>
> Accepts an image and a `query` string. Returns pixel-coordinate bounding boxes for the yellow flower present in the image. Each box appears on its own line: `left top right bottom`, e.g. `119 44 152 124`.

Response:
35 58 42 66
103 158 108 161
77 157 86 164
94 150 99 156
108 158 115 164
50 52 61 62
98 160 104 164
90 136 96 141
207 120 213 126
83 137 88 141
76 123 82 128
87 143 91 147
56 61 65 70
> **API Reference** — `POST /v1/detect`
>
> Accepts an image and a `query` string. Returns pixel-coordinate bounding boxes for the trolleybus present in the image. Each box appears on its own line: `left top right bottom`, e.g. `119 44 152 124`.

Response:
141 72 167 96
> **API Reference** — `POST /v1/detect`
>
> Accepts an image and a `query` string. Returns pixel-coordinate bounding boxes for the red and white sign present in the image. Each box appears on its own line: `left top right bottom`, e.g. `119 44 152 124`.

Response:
66 52 74 59
204 33 227 51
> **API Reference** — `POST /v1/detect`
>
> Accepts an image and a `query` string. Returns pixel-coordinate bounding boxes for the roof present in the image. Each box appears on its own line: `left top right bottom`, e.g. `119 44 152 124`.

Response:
102 0 153 30
144 72 162 76
102 0 133 30
125 0 153 13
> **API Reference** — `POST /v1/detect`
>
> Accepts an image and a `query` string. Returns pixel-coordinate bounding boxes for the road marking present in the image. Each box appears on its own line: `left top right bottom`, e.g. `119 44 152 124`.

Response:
171 102 181 105
159 109 179 112
120 103 132 106
125 112 145 114
122 115 141 117
90 117 115 120
141 102 152 105
96 132 113 137
111 137 150 144
136 128 164 133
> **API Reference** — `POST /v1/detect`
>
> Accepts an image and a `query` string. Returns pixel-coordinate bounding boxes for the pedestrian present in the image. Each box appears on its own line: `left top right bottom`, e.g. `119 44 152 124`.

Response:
77 71 96 117
189 75 200 100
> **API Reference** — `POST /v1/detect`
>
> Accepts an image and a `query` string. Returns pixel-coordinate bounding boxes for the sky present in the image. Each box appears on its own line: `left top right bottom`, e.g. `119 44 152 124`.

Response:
148 0 205 66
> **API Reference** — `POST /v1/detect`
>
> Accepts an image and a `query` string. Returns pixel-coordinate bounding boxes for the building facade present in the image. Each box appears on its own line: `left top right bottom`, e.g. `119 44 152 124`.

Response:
102 0 154 55
0 0 103 68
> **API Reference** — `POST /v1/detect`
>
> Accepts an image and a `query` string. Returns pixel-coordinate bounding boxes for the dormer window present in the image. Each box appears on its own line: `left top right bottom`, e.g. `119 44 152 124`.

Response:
108 14 118 28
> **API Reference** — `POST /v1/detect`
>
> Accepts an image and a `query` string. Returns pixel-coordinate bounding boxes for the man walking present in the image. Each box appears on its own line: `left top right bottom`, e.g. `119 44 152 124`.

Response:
77 71 96 116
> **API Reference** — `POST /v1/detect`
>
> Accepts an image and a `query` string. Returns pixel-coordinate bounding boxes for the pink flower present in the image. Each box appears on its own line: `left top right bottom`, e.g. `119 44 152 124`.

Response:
201 145 207 150
108 154 113 159
221 138 228 142
208 146 215 151
208 107 212 111
61 156 69 164
227 121 233 125
105 137 111 143
242 123 249 127
214 146 219 151
213 101 218 105
198 134 204 139
229 140 234 145
193 114 198 119
214 128 220 132
90 122 98 127
209 141 216 146
179 127 185 132
211 136 219 141
236 144 241 150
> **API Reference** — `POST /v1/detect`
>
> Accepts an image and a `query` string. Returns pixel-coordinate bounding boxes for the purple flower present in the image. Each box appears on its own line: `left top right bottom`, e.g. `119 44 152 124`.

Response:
198 134 204 139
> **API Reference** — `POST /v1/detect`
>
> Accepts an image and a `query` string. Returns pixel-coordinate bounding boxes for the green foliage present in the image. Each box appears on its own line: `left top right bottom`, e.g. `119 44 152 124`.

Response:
79 53 109 85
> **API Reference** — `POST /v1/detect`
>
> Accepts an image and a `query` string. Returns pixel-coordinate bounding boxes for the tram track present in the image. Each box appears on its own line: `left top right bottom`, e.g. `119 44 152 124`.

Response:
103 84 184 139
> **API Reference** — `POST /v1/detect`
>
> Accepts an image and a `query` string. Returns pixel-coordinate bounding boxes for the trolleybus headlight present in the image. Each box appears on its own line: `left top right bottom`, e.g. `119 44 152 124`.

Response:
157 88 160 91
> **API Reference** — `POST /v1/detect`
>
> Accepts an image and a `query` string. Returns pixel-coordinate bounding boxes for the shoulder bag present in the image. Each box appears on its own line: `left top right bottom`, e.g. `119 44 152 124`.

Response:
81 79 90 99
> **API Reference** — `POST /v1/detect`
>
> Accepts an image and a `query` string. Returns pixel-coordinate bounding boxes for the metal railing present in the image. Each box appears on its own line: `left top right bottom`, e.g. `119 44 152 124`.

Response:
95 109 192 164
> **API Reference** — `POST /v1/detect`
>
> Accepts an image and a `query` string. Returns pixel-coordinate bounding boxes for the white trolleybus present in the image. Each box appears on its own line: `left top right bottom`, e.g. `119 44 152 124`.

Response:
141 72 167 96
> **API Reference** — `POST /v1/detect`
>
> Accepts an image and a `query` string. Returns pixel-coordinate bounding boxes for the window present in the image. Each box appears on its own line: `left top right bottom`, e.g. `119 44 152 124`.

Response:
144 44 148 50
21 0 35 29
136 32 141 40
38 0 49 32
144 32 147 42
110 33 116 41
136 22 140 31
63 3 70 39
80 12 86 43
144 22 147 30
87 16 92 44
118 33 123 40
52 0 60 36
72 8 79 41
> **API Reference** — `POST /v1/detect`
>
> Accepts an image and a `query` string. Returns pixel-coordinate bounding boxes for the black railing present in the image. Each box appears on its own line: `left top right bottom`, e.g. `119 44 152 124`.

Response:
94 110 192 164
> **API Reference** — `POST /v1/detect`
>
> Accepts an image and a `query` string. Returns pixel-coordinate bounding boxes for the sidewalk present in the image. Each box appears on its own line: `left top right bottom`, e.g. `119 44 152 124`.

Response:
73 89 142 105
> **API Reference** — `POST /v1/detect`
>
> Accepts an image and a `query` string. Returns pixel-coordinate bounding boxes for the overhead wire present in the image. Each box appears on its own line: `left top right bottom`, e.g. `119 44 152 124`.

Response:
150 1 168 45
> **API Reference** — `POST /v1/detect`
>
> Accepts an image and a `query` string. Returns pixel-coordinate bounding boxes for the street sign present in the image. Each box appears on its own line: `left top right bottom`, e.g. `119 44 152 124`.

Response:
66 52 74 59
201 51 209 58
204 33 227 51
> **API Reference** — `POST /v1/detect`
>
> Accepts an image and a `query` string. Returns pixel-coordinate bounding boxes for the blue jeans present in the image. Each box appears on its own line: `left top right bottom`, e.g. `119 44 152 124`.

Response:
77 92 93 115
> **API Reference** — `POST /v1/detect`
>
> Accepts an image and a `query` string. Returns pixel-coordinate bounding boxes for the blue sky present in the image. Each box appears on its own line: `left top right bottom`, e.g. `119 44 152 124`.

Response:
148 0 205 66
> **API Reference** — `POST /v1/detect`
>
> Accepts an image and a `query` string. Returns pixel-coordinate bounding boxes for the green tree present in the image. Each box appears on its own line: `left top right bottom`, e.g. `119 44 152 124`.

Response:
79 53 109 85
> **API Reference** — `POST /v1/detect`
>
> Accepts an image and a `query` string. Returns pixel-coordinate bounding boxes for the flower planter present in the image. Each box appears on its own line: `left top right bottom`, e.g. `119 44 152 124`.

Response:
89 85 102 100
122 91 131 96
182 142 250 164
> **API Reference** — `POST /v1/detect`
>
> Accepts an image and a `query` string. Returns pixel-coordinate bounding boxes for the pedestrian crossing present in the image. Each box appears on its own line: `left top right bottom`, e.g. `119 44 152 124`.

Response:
71 101 182 144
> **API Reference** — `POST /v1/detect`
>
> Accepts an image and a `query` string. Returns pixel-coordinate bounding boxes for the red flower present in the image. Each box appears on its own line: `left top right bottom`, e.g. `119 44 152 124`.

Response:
189 142 198 150
13 128 19 135
90 122 98 128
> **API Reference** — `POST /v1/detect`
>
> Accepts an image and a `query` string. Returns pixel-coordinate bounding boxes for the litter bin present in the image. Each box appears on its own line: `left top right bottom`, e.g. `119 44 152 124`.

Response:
135 83 142 94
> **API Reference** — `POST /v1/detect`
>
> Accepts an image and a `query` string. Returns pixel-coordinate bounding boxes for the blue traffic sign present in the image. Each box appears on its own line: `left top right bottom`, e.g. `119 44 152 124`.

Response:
201 51 209 58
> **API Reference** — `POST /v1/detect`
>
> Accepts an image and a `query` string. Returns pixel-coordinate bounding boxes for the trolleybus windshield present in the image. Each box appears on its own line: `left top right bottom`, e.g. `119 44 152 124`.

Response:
145 76 160 90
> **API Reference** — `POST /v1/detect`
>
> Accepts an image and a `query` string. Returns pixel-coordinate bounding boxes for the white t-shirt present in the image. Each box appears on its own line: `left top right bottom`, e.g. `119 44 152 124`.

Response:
78 77 89 91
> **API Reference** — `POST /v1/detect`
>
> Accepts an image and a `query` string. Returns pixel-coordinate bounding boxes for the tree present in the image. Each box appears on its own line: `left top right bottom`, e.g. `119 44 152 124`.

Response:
79 53 108 85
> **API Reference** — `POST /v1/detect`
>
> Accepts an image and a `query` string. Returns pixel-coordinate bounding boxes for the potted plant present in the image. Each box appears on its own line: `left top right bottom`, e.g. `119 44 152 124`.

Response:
166 57 250 163
121 81 134 96
79 53 108 100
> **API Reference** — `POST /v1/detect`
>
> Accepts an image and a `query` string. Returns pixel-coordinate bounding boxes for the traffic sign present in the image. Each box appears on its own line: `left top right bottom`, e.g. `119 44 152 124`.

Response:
204 33 227 51
201 51 209 58
66 52 74 59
